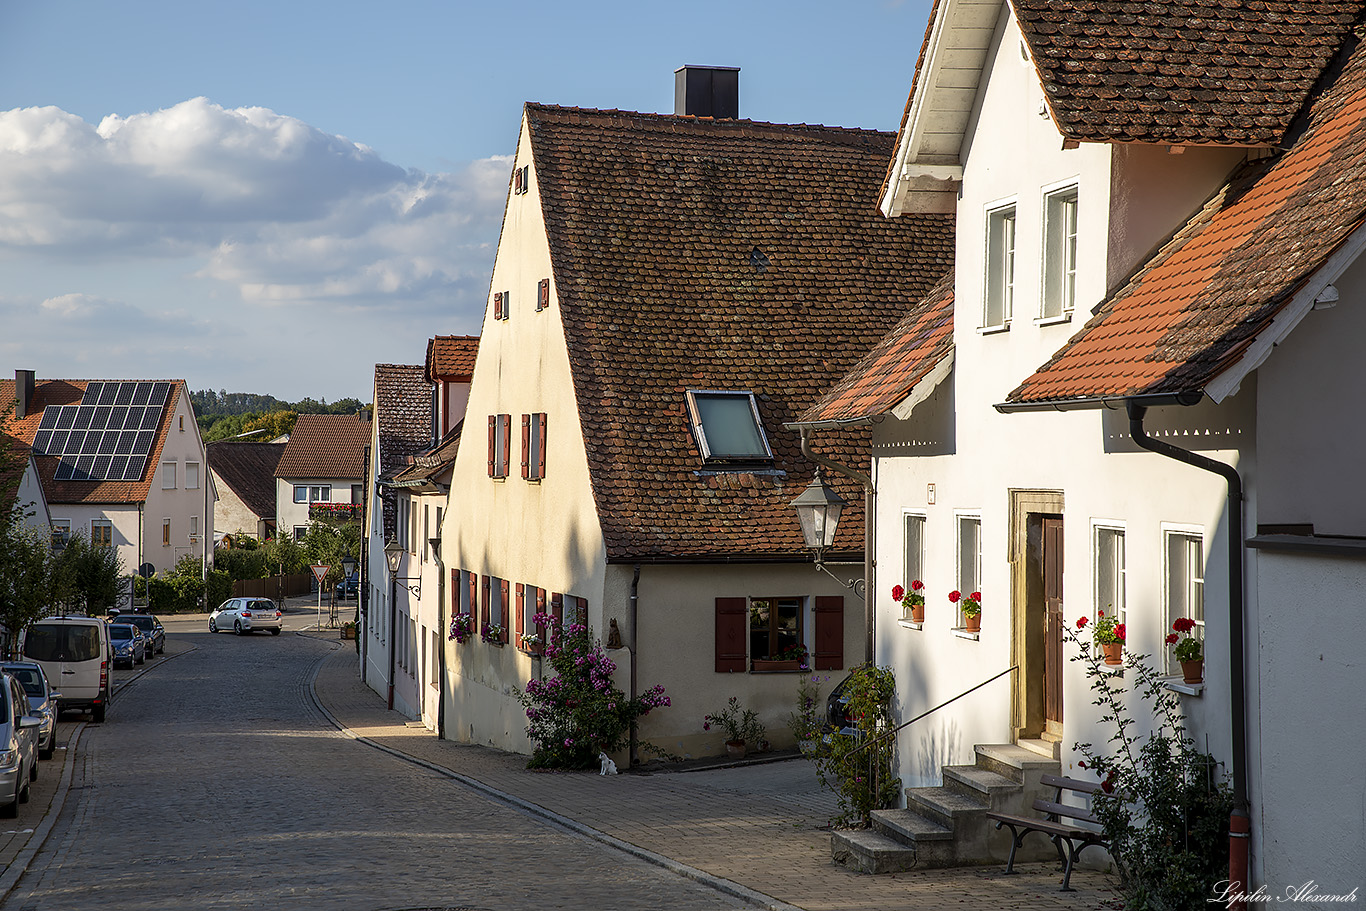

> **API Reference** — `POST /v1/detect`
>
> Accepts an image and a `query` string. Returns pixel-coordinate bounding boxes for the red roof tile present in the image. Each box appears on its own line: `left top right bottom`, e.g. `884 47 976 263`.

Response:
527 104 955 561
1015 0 1366 146
275 413 370 481
425 336 479 383
798 272 954 425
1007 36 1366 405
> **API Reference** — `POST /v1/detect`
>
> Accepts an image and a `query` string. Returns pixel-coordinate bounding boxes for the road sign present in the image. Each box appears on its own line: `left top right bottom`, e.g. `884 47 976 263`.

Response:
310 564 330 584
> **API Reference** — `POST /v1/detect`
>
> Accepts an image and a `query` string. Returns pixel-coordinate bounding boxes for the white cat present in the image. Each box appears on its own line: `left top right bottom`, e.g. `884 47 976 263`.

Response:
598 751 618 776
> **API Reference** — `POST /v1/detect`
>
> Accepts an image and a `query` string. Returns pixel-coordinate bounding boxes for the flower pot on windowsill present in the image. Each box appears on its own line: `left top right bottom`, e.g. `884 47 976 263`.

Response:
751 658 802 672
1101 641 1124 666
964 613 981 633
1180 657 1204 684
725 740 746 759
905 604 925 624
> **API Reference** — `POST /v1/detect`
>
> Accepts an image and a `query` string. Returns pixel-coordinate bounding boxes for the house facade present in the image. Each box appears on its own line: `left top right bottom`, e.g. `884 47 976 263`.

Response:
274 413 370 543
437 77 954 762
799 0 1366 891
207 440 283 541
2 370 211 578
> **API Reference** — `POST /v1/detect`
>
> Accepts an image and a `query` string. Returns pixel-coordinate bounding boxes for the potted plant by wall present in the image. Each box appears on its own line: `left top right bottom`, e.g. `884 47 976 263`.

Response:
340 621 356 640
449 613 475 644
752 643 808 672
1079 610 1125 665
519 631 544 657
481 621 505 645
787 674 825 756
1167 617 1203 683
950 590 982 632
893 580 925 623
704 696 765 759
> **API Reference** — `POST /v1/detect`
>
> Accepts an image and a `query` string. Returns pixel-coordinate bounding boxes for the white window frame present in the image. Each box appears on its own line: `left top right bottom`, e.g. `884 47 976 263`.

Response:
185 461 201 490
1040 183 1079 322
1164 525 1205 674
1093 521 1127 631
189 515 200 542
984 202 1017 331
492 413 511 479
90 519 111 548
903 510 927 599
163 518 172 547
161 460 177 489
684 389 774 463
489 577 506 629
293 525 308 542
526 412 546 481
294 485 308 504
955 513 982 628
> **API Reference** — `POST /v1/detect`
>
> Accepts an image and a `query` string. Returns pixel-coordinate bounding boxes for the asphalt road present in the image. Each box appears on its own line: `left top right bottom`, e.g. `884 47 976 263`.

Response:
3 624 746 911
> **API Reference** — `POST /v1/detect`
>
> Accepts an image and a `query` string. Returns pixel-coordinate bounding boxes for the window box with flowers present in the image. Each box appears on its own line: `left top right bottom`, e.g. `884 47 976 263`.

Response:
449 613 475 644
1077 610 1125 665
1167 617 1202 684
950 590 982 633
481 622 505 646
893 581 925 624
752 643 809 673
519 632 544 657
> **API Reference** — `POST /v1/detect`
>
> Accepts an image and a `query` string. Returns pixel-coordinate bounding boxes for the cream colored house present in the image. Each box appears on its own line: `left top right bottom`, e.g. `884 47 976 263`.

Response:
437 72 955 763
274 413 369 543
207 440 282 541
797 0 1366 892
2 370 211 579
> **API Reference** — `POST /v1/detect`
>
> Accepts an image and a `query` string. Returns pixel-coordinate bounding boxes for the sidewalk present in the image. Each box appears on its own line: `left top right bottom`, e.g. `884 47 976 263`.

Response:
310 645 1119 911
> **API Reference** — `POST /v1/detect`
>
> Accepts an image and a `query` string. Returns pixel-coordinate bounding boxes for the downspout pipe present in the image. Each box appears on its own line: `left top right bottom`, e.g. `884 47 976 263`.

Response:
799 428 875 663
432 542 447 741
388 567 398 711
1126 401 1251 891
629 564 640 767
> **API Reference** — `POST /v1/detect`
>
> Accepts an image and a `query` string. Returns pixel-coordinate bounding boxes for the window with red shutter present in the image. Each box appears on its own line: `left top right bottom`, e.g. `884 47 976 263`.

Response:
813 596 845 670
499 579 511 642
536 413 547 480
500 415 511 477
521 414 531 479
450 569 459 618
487 416 496 477
715 598 747 672
515 583 525 644
481 575 491 630
550 592 564 638
466 571 477 617
537 278 549 311
493 291 503 321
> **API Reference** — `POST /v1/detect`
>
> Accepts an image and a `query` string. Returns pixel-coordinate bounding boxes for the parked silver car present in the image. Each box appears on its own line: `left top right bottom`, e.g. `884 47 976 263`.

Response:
0 663 59 760
209 598 283 636
0 673 42 817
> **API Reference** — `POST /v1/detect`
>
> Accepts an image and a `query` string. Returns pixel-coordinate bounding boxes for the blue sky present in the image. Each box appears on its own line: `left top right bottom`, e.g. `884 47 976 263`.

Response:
0 0 932 402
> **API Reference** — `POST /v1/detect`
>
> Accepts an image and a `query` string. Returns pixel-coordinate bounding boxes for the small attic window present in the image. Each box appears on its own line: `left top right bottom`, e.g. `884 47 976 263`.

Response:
686 390 773 463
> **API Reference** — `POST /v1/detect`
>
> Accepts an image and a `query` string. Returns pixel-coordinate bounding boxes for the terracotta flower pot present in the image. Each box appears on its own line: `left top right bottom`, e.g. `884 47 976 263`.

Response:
910 604 925 624
1180 657 1204 684
1101 641 1123 666
964 613 981 633
725 740 746 759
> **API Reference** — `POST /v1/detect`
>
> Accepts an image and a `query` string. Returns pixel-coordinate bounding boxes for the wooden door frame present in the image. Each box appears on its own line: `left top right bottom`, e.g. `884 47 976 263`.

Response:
1007 489 1064 742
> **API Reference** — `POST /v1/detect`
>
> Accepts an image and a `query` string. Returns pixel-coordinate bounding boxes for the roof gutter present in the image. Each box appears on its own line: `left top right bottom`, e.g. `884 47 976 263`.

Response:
993 390 1204 414
1125 400 1251 892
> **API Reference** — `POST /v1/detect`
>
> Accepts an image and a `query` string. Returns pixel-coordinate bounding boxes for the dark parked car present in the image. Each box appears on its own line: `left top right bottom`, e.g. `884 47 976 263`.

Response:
119 614 165 657
336 573 359 600
0 663 59 760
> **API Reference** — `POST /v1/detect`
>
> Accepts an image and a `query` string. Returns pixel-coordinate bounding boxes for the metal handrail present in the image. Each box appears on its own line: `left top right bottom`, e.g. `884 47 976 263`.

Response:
848 664 1019 758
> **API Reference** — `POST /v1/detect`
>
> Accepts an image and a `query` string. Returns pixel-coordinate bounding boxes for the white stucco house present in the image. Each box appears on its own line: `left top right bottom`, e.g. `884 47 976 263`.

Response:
435 71 955 764
274 413 369 543
795 0 1366 893
2 369 212 579
207 440 283 541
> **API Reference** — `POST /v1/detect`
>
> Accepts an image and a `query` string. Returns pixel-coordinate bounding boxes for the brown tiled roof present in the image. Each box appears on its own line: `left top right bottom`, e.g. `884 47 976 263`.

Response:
798 272 955 425
425 336 479 383
1007 36 1366 405
1015 0 1366 146
528 103 955 561
206 441 284 519
393 421 463 486
1 378 184 505
373 364 431 541
275 413 370 481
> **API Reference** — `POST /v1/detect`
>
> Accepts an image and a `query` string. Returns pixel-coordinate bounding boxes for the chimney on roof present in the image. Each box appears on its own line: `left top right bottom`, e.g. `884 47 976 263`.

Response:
674 65 739 119
14 370 34 419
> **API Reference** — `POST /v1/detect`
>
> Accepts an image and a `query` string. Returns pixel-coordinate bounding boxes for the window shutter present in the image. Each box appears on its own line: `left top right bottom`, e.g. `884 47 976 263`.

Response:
500 579 511 641
514 168 523 194
536 587 546 623
467 572 477 616
715 597 747 673
521 414 531 479
537 413 547 479
550 592 564 635
575 596 588 627
487 416 496 477
501 416 511 477
515 583 525 641
493 291 503 321
813 596 845 670
451 569 459 618
482 575 491 629
537 278 549 311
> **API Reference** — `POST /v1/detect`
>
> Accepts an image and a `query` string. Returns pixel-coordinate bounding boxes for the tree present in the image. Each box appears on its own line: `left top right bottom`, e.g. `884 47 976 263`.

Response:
52 532 124 614
301 518 360 588
0 523 54 658
242 410 297 441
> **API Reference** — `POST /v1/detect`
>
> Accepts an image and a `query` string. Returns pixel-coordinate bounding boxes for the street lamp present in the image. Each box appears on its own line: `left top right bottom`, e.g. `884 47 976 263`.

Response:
383 538 401 710
790 469 865 600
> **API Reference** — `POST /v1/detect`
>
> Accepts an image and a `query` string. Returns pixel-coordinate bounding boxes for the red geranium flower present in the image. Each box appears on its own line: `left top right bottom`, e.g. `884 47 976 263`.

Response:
911 580 924 591
1173 617 1196 634
1075 616 1089 629
1166 633 1179 645
970 592 981 602
892 584 905 601
948 590 961 603
1113 623 1127 642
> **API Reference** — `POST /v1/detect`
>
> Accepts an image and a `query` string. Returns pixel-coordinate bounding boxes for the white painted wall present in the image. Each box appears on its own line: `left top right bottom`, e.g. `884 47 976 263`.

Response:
211 470 266 539
13 456 50 534
276 476 359 538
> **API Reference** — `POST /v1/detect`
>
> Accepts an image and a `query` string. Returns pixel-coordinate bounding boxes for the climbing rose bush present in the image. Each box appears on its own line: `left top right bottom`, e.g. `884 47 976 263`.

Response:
517 616 670 770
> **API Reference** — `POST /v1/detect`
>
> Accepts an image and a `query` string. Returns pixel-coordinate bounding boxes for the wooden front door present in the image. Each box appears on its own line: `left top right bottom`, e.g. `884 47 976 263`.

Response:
1043 516 1064 732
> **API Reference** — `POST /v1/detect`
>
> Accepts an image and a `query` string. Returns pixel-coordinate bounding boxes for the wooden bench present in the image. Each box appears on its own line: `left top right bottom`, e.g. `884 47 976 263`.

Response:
986 773 1109 891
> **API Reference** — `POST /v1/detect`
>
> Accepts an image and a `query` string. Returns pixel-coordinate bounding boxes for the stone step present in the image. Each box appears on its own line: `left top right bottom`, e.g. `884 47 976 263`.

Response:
1017 737 1061 760
904 785 989 830
830 827 919 874
941 764 1022 805
870 808 957 867
973 743 1061 784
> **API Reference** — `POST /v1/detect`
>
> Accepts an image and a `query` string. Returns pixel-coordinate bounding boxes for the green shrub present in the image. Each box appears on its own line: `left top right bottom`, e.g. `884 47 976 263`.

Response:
813 663 900 827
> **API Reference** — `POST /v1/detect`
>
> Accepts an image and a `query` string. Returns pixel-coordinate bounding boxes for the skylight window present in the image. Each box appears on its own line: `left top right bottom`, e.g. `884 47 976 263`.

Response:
686 390 773 463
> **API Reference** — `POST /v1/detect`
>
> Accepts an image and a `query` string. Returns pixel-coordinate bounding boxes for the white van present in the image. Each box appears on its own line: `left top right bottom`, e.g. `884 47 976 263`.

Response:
22 617 111 723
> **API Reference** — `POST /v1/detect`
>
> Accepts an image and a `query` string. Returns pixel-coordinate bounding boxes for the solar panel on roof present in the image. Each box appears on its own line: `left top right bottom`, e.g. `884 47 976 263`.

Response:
114 383 135 406
108 406 128 430
92 455 112 479
54 459 74 481
132 431 155 455
72 406 94 430
73 455 95 481
123 456 146 481
81 433 101 456
38 410 58 431
98 433 118 455
108 456 129 480
140 408 160 431
90 406 111 431
63 431 84 455
130 384 151 406
81 383 103 406
47 431 69 455
98 384 118 406
149 383 170 406
116 431 137 455
31 431 51 454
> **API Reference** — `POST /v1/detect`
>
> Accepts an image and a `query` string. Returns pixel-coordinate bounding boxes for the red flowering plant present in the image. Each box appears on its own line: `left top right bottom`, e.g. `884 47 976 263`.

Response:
891 580 925 612
948 590 982 618
1088 609 1125 645
1167 617 1202 662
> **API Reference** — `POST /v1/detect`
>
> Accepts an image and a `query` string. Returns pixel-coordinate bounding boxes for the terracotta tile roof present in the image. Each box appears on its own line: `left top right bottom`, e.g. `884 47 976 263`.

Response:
275 413 370 481
425 336 479 383
1 378 184 505
206 441 284 519
798 272 955 425
527 103 955 561
1007 36 1366 406
373 364 432 541
1014 0 1366 146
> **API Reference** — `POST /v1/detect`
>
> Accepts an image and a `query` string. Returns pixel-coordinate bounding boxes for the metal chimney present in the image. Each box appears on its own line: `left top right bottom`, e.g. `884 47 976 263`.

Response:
674 65 740 119
14 369 34 419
